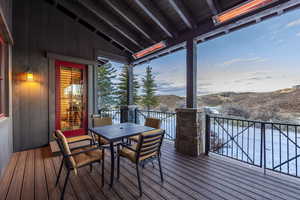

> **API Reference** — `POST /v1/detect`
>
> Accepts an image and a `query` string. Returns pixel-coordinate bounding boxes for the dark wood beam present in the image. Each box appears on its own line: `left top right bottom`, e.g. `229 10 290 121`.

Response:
186 38 197 108
133 0 176 38
56 0 139 53
167 0 196 29
102 0 156 44
79 0 146 48
96 49 130 64
127 65 134 105
132 0 299 65
206 0 221 15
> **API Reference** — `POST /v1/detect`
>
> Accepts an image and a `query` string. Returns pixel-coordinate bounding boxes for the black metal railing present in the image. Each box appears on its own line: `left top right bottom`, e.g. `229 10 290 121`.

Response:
205 114 300 178
98 109 120 124
135 110 176 140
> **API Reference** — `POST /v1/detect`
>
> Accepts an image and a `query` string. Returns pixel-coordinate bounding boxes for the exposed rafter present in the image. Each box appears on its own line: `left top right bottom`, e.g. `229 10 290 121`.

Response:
167 0 196 29
102 0 156 44
206 0 221 15
132 0 300 65
79 0 146 48
133 0 176 38
56 0 139 53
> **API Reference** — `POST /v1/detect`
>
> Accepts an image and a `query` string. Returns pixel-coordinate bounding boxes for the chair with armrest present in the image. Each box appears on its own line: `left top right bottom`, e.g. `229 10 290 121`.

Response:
54 130 105 200
91 116 112 145
130 118 161 142
117 129 165 196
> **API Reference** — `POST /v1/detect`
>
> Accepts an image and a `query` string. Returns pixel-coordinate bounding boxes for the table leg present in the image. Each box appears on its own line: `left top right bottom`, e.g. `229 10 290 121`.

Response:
110 141 114 187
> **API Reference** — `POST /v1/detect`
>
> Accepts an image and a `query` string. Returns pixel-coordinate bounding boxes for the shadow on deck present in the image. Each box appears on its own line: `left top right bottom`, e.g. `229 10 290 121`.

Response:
1 141 300 200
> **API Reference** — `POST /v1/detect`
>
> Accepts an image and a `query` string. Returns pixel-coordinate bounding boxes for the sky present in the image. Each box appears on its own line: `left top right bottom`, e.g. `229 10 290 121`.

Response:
112 8 300 97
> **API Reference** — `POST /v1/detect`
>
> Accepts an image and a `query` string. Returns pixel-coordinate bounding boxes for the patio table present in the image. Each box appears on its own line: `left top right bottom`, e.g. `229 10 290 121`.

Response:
89 122 155 187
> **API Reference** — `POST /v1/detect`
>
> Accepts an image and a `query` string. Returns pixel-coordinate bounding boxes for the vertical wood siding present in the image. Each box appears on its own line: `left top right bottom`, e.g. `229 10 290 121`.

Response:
12 0 124 151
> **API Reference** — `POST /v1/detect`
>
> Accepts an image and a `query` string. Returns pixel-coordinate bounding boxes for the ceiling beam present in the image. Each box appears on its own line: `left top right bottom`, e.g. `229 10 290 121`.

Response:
102 0 156 44
79 0 146 48
206 0 221 15
167 0 196 29
57 0 139 53
133 0 176 38
132 0 300 65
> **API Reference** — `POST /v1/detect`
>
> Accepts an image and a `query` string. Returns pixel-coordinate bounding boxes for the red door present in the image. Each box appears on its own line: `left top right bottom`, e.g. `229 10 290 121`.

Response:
55 60 88 137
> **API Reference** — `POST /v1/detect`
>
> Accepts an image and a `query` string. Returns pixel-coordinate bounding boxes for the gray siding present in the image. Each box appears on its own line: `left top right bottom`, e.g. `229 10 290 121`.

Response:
0 0 12 30
12 0 125 151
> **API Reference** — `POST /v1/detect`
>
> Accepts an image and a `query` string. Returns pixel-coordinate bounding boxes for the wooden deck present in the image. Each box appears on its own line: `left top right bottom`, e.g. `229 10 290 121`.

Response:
1 142 300 200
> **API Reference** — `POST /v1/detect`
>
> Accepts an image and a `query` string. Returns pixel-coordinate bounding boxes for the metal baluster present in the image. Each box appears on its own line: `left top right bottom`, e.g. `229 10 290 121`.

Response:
231 119 234 158
214 117 216 153
222 118 224 156
226 119 229 157
205 115 211 155
247 121 250 163
253 123 256 165
279 124 282 172
296 126 298 177
242 121 244 161
236 120 239 159
272 124 274 169
287 125 289 174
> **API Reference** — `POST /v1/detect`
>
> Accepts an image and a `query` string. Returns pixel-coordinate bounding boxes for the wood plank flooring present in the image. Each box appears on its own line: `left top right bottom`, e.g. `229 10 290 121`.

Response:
1 141 300 200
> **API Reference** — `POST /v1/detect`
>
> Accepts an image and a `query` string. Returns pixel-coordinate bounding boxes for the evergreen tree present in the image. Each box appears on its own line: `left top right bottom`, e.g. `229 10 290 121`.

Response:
97 63 117 110
115 65 140 105
140 65 158 110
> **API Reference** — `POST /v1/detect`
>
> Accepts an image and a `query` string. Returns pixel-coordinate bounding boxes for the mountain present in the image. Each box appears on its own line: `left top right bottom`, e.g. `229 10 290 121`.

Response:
155 87 300 123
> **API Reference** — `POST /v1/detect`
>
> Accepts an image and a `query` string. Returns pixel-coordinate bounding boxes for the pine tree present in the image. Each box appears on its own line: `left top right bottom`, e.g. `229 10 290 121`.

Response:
115 65 140 105
140 65 158 111
97 63 117 110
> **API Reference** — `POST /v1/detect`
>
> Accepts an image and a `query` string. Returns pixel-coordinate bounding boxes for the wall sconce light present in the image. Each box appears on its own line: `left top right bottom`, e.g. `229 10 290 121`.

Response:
26 70 34 81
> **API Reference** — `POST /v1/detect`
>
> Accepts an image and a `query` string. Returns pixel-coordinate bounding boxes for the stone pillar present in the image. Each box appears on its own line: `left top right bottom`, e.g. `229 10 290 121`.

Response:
175 108 204 156
120 105 137 123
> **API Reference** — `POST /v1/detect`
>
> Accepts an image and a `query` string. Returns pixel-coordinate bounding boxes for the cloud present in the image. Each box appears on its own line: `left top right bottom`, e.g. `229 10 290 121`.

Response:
220 57 267 67
297 32 300 37
156 81 186 95
286 19 300 28
233 75 273 84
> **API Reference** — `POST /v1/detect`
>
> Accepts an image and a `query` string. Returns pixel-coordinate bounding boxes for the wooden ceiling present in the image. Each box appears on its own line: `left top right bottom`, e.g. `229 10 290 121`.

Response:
45 0 300 65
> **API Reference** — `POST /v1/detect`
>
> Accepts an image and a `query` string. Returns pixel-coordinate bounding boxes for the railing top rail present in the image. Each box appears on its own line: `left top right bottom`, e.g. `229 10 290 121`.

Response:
137 110 176 115
208 114 300 127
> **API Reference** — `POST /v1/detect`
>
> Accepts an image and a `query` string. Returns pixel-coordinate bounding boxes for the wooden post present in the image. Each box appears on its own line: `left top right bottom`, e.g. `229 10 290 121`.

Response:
127 64 133 105
186 38 197 108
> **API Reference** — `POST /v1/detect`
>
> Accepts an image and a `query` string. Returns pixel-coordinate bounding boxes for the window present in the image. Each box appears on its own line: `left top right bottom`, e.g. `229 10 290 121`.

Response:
0 36 8 118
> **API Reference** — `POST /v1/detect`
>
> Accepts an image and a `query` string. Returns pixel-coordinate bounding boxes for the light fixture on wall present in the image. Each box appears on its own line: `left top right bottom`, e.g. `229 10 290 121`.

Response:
213 0 278 25
26 68 34 81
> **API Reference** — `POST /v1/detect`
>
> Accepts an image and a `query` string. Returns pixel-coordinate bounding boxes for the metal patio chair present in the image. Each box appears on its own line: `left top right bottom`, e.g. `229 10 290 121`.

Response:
54 130 105 200
91 116 112 145
117 129 165 196
129 117 161 142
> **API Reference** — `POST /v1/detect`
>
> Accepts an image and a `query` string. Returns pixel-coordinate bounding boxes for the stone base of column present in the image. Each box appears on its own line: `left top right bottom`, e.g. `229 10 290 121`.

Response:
120 105 138 123
175 108 204 157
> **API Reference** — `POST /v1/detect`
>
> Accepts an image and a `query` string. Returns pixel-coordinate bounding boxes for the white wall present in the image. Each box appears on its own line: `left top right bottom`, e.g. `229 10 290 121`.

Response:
0 45 12 177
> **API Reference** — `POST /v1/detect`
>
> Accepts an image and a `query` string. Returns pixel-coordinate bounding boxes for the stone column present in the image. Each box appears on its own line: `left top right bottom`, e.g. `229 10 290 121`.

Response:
175 108 204 156
120 105 138 123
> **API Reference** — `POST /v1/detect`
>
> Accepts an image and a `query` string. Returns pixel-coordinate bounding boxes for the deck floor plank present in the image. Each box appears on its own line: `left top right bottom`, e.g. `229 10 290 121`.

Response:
163 149 297 200
42 147 61 200
6 151 27 200
0 152 20 200
162 144 300 199
51 154 77 200
21 149 35 200
35 148 49 200
1 142 300 200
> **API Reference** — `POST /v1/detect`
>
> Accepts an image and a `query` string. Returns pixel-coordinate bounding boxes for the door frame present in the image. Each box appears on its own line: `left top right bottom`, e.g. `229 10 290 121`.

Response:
55 60 88 137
